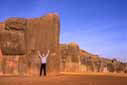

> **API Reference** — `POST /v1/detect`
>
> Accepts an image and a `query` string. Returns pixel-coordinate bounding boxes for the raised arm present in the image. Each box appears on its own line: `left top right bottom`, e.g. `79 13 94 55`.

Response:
38 51 42 59
46 50 50 57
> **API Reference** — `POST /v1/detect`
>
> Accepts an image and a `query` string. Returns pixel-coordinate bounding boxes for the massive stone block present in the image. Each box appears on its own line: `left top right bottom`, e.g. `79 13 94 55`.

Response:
60 43 80 63
0 18 26 55
0 30 25 55
0 22 5 30
5 18 27 30
60 42 81 72
25 14 60 73
0 13 60 75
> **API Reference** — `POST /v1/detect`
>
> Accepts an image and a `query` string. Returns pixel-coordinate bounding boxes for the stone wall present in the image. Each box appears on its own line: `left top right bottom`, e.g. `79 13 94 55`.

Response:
5 18 26 30
0 55 40 76
25 14 60 73
0 22 5 30
60 43 108 73
0 30 25 55
0 13 60 75
60 42 81 72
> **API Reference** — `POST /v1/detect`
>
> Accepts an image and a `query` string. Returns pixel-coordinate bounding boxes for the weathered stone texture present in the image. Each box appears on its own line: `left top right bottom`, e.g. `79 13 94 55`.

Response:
0 13 60 75
25 14 60 73
60 42 80 72
0 55 40 76
0 30 25 55
5 18 27 30
0 22 5 30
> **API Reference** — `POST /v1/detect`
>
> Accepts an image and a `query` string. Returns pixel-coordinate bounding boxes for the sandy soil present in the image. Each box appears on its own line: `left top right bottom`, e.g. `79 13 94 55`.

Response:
0 74 127 85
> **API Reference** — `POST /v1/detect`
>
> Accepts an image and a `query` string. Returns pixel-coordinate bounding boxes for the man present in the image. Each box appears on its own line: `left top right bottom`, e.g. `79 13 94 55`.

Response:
38 50 50 77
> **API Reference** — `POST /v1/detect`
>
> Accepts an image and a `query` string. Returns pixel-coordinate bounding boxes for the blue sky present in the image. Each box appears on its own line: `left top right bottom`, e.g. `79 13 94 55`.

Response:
0 0 127 61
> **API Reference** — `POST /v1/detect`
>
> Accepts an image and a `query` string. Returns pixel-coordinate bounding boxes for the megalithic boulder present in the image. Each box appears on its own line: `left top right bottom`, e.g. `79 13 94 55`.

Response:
5 18 27 30
0 30 26 55
0 18 26 55
0 13 60 75
25 14 60 74
60 42 81 72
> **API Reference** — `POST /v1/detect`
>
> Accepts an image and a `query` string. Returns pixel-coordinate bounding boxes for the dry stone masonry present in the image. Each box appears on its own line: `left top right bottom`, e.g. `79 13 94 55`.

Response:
0 13 127 76
0 13 60 76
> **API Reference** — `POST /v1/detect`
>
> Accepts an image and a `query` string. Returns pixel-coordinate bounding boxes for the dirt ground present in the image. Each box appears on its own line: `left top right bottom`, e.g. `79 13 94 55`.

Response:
0 74 127 85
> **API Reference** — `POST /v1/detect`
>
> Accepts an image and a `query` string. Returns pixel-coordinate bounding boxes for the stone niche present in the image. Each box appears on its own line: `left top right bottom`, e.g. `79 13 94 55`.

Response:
0 13 60 75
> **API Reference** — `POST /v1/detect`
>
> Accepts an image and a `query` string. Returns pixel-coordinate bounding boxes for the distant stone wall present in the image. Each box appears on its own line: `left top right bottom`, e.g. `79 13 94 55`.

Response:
60 43 109 73
60 43 81 72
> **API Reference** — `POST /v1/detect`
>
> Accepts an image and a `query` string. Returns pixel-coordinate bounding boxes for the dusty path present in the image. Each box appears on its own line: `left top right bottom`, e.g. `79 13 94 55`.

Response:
0 75 127 85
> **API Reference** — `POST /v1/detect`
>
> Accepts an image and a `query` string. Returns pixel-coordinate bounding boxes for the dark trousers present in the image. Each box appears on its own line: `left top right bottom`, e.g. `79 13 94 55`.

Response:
40 63 46 76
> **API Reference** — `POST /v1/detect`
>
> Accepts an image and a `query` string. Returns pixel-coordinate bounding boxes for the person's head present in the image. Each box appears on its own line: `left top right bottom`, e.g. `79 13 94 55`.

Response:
41 51 45 57
42 53 45 57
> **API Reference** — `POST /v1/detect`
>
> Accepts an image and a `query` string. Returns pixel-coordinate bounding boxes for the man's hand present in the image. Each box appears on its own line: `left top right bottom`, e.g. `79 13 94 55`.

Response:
46 50 50 57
